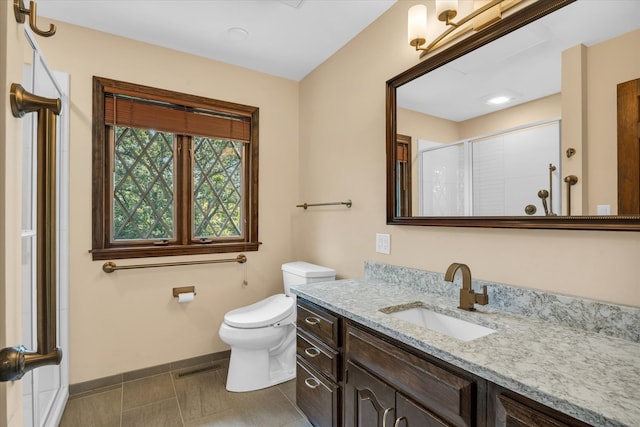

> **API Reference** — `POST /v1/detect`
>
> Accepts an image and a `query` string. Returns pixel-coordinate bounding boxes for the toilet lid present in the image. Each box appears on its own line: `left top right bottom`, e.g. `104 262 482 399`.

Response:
224 294 295 328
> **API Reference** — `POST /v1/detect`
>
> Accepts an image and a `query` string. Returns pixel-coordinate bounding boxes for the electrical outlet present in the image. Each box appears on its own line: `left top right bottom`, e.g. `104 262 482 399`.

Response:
597 204 611 215
376 233 390 254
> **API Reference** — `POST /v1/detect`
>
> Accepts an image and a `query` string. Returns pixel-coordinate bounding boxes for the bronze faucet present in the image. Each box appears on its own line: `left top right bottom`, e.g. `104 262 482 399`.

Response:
444 263 489 311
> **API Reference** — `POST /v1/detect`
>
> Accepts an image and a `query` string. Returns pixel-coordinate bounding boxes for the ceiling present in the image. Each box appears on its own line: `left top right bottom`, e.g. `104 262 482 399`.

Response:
397 0 640 122
36 0 396 81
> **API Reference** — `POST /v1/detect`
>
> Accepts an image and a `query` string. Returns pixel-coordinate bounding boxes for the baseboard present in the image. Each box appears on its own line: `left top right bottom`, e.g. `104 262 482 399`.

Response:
68 350 231 397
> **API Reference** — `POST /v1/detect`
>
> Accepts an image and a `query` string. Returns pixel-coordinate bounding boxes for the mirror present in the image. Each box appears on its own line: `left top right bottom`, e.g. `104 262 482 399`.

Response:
387 0 640 230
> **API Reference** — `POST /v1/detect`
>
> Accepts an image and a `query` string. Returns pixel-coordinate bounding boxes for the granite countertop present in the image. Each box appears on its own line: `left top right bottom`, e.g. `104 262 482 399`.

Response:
291 277 640 427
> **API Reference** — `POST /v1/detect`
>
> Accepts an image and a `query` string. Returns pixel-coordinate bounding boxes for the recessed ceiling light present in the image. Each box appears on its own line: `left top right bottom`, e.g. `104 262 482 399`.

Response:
486 95 512 106
226 27 249 42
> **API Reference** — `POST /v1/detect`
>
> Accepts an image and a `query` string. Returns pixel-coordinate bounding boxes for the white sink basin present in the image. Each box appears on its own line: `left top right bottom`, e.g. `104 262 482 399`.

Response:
383 306 496 342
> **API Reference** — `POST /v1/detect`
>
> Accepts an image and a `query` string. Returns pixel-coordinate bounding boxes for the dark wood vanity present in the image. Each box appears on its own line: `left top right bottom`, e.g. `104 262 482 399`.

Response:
295 298 592 427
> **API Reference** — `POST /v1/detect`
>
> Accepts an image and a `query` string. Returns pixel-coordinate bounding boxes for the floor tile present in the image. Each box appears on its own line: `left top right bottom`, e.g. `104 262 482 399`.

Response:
121 398 183 427
277 379 296 403
281 418 313 427
59 388 122 427
174 367 235 422
61 358 311 427
225 385 308 427
123 373 175 410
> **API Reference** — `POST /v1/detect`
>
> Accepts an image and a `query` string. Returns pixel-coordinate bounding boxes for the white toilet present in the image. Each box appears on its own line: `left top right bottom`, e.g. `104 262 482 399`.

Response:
219 261 336 392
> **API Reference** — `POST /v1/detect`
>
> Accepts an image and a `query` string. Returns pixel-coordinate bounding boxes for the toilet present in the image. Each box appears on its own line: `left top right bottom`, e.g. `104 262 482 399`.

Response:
219 261 336 392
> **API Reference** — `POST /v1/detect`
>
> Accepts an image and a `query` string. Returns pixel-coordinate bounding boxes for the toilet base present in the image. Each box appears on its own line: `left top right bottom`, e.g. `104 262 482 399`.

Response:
225 345 295 392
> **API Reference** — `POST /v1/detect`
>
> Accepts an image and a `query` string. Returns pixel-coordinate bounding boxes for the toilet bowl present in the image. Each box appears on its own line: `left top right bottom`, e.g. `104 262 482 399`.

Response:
219 261 335 392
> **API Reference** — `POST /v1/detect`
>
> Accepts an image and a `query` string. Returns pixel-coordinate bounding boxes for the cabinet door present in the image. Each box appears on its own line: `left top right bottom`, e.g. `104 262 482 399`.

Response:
344 362 395 427
396 393 450 427
345 323 476 427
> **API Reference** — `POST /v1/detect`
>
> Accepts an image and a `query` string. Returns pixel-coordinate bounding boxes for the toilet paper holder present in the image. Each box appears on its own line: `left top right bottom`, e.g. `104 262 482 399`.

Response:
173 286 196 298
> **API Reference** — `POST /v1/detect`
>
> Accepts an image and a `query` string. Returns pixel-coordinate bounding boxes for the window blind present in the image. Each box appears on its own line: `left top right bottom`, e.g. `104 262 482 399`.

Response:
104 94 251 142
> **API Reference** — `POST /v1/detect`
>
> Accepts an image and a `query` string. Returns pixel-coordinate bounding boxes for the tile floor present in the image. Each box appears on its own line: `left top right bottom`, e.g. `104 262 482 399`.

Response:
59 360 312 427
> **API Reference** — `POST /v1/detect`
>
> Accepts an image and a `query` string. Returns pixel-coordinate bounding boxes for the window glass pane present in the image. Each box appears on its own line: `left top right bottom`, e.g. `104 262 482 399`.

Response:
192 137 243 238
112 126 175 241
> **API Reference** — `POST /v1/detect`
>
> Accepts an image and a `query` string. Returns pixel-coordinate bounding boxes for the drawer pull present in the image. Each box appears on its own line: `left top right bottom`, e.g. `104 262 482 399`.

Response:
304 377 321 389
304 347 321 358
304 316 321 325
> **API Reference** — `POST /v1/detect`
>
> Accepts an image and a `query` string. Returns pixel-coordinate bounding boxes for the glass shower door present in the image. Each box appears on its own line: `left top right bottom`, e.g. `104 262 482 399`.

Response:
20 29 69 427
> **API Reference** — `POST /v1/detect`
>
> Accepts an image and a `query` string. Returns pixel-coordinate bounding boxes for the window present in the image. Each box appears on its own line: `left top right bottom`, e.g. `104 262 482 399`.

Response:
91 77 259 260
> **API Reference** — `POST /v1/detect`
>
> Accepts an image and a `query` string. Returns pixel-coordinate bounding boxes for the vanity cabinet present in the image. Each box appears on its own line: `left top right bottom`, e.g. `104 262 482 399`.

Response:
344 322 482 427
296 299 342 427
487 384 591 427
295 298 592 427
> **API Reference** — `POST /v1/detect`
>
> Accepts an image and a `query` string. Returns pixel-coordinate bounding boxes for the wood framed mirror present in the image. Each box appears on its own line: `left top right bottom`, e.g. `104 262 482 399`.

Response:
386 0 640 231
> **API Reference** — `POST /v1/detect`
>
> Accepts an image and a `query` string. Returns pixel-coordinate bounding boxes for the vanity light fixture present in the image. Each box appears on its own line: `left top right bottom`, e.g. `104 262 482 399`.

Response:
408 0 506 58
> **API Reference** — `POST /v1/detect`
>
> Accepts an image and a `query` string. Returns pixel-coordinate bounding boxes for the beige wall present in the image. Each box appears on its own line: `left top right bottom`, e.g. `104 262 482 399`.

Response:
459 93 560 139
297 1 640 308
1 2 27 425
585 29 640 214
34 21 300 384
3 0 640 400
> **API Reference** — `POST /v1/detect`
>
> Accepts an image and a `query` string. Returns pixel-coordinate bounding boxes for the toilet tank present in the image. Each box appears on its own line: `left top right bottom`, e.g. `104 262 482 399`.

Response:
282 261 336 295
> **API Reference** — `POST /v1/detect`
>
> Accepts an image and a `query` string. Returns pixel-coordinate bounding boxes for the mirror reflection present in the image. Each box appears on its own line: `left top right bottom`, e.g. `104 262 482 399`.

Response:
394 0 640 219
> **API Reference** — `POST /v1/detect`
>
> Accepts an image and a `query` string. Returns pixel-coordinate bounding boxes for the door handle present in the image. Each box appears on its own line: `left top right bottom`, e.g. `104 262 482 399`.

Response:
360 389 394 427
0 84 62 382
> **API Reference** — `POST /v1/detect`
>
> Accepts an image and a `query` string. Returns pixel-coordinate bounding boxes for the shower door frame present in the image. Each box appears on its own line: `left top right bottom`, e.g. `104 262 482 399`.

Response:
20 27 70 427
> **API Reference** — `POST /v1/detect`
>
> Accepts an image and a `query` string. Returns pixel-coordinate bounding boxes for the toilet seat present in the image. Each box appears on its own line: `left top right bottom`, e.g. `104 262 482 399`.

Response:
224 294 295 329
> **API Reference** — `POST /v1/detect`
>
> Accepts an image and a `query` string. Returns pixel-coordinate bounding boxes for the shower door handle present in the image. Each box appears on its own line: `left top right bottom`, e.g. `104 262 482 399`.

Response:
0 84 62 382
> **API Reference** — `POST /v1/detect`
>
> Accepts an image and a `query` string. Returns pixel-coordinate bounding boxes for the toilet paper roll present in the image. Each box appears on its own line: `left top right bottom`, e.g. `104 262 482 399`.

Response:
178 292 195 303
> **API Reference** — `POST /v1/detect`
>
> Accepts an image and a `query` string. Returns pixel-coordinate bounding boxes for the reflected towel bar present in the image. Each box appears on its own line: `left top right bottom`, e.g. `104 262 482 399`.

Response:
296 199 352 210
102 254 247 273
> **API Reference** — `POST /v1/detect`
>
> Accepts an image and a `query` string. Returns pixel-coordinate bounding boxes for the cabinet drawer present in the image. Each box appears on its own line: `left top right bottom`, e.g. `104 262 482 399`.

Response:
488 383 591 427
297 356 340 427
346 323 475 427
297 300 340 348
297 329 340 382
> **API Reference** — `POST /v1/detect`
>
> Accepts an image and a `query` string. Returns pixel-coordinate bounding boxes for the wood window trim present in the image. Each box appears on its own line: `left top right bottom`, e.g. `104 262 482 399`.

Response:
91 76 259 260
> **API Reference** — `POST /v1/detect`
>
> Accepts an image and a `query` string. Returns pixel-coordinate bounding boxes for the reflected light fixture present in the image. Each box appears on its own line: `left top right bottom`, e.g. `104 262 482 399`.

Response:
409 0 505 58
486 95 511 105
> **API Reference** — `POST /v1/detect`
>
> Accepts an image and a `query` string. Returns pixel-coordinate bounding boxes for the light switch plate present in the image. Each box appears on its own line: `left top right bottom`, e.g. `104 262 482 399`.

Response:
376 233 390 254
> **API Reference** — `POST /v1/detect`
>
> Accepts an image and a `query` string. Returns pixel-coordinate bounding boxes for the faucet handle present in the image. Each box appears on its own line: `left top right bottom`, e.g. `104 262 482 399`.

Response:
475 285 489 306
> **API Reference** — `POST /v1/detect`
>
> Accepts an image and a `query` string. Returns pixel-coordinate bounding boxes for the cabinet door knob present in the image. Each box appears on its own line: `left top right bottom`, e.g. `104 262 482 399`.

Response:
304 316 320 325
304 347 321 358
304 377 321 389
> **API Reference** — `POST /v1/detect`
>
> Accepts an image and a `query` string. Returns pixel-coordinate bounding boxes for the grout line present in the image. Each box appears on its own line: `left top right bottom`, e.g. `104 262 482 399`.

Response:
119 383 124 427
170 367 186 427
275 381 309 422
